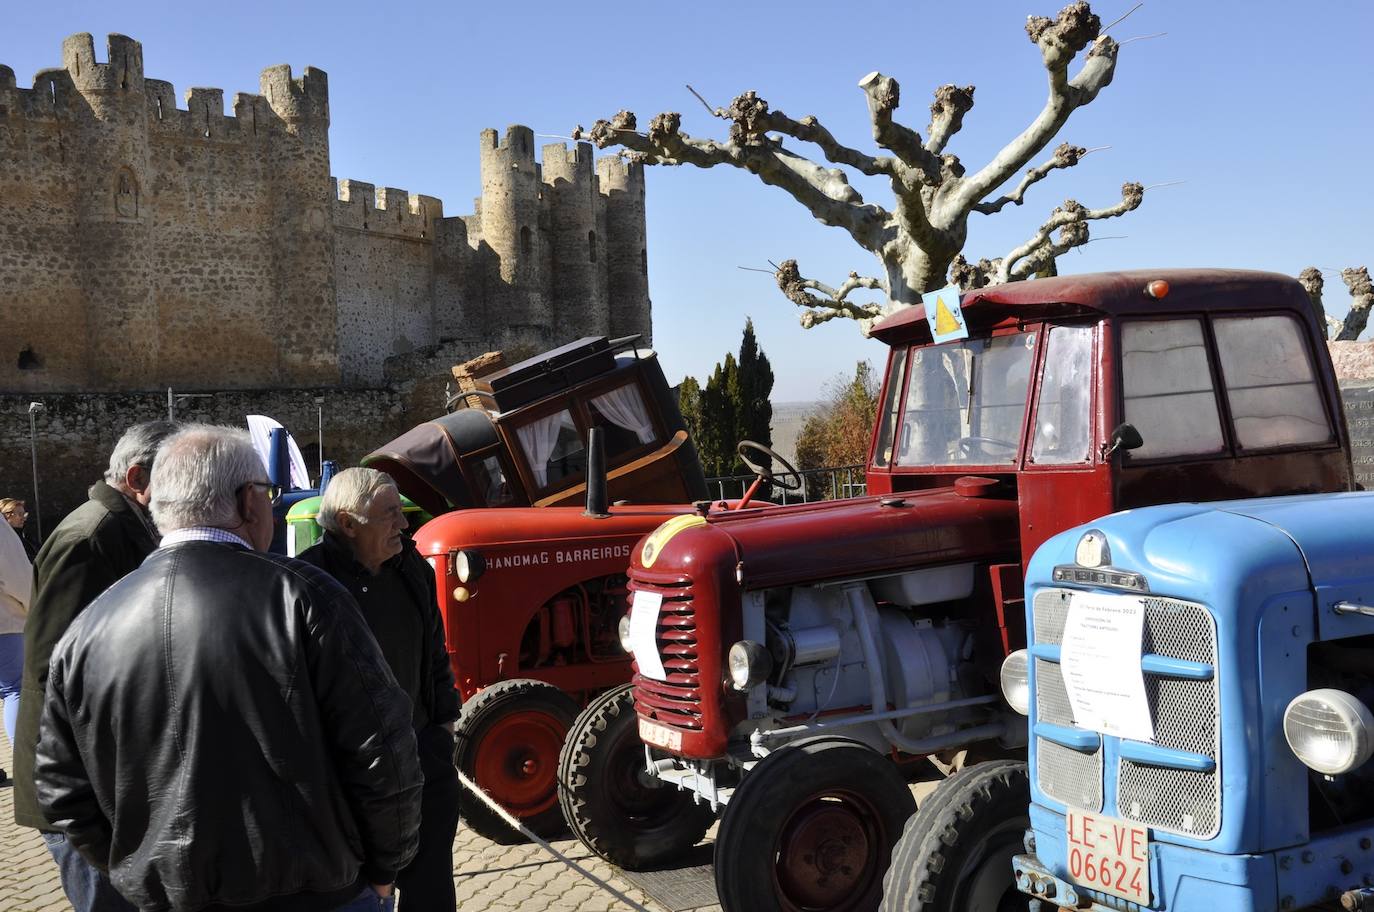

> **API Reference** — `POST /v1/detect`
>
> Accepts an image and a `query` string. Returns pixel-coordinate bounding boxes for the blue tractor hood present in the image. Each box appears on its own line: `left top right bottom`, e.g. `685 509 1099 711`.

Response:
1029 492 1374 622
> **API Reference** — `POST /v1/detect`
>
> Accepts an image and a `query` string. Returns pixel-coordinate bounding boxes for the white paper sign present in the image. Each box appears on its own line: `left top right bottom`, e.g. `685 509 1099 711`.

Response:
1059 592 1154 741
628 589 666 681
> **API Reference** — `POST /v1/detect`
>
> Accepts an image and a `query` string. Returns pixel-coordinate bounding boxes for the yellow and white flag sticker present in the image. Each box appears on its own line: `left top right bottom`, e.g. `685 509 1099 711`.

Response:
640 514 707 568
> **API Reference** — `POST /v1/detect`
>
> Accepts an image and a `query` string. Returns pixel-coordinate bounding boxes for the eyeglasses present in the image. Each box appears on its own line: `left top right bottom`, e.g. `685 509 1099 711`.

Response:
2 509 27 519
242 481 281 501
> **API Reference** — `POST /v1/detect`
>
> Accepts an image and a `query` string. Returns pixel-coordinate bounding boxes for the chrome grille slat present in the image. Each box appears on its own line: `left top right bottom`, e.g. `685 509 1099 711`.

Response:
629 580 703 729
1031 588 1221 839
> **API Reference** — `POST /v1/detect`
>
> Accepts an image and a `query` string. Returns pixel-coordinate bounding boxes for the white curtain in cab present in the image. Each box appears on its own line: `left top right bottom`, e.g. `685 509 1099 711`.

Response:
591 385 655 444
516 410 576 487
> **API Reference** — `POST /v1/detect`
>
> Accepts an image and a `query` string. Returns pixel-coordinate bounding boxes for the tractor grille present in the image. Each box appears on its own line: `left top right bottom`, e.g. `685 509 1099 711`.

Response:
628 578 704 730
1032 588 1221 839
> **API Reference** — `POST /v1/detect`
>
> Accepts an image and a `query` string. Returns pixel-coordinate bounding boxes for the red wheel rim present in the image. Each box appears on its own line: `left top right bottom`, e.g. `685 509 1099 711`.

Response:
472 709 567 817
773 793 882 911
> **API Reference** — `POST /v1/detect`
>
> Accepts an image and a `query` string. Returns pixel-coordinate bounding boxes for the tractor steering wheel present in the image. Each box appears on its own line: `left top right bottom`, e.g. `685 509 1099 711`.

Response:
957 435 1018 460
736 440 804 493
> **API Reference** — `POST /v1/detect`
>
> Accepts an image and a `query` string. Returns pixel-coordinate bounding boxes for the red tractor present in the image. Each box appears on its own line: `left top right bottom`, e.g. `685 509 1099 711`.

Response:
364 335 723 841
557 269 1356 911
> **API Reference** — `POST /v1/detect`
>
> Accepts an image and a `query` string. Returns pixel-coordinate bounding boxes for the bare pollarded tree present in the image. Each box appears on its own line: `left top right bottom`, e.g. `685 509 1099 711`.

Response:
1302 266 1374 341
575 2 1146 333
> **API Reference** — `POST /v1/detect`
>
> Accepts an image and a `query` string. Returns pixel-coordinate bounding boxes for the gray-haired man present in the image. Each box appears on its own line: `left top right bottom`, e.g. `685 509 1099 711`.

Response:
33 425 422 912
298 467 461 912
14 420 177 912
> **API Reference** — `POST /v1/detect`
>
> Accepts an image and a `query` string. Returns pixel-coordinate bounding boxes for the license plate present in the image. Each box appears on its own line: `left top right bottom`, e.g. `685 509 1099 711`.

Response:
1065 808 1149 904
638 718 682 751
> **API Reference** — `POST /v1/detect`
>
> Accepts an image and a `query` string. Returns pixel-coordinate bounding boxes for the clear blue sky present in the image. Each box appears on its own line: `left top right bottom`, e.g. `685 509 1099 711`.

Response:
7 1 1373 400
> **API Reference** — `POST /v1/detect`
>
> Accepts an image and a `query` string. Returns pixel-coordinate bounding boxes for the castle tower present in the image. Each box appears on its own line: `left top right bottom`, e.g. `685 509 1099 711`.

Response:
542 141 609 340
61 33 159 387
597 157 652 343
477 126 550 330
259 63 339 385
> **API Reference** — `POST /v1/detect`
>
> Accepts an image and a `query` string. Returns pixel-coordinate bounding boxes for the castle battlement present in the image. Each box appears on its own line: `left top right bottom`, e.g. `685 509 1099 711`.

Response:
596 155 645 194
333 179 442 239
61 33 143 95
540 141 595 185
259 63 328 126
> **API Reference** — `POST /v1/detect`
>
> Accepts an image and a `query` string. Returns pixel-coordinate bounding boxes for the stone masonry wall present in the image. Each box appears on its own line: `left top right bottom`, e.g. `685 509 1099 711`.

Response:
0 34 653 397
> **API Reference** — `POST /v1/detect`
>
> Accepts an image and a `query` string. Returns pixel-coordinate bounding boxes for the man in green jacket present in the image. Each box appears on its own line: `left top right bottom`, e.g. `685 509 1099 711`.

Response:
13 420 177 912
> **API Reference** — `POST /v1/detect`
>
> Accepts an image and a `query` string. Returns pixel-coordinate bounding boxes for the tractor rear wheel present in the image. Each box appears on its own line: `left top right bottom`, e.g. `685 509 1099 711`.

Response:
558 683 715 869
880 759 1029 912
713 736 916 912
454 678 581 844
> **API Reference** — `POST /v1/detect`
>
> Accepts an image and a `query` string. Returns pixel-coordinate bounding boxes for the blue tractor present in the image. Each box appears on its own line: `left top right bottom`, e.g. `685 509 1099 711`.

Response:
882 491 1374 911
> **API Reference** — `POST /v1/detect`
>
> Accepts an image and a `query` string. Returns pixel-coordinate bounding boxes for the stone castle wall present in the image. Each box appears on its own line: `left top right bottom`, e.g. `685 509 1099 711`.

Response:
0 34 653 522
0 33 652 395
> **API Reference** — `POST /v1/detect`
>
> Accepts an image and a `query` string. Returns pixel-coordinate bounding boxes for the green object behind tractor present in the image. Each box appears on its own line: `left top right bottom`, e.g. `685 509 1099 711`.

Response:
285 494 432 557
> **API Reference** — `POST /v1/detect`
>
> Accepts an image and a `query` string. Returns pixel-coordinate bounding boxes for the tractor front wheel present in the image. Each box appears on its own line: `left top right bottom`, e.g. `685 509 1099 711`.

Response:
453 678 581 844
558 683 715 869
713 736 916 912
880 759 1029 912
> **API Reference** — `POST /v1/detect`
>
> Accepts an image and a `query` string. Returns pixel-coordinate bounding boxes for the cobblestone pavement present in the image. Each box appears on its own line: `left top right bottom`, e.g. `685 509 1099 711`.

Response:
0 731 699 912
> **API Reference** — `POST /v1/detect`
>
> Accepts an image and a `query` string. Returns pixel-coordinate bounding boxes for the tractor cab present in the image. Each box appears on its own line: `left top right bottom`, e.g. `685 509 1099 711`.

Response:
364 335 709 516
865 269 1353 566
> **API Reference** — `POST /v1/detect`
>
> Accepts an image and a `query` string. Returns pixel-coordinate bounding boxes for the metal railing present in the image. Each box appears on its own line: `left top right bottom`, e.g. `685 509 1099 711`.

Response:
704 464 866 504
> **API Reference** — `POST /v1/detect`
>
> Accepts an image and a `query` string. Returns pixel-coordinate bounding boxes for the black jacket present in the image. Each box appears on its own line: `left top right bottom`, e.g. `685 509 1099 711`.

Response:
35 540 423 912
15 480 160 830
297 533 460 734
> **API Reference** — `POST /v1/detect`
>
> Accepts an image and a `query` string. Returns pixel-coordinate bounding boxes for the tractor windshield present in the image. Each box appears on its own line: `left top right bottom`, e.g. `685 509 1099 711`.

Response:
894 332 1036 466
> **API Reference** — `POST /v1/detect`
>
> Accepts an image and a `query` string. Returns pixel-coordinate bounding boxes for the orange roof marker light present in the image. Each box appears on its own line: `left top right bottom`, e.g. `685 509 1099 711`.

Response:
1145 279 1170 299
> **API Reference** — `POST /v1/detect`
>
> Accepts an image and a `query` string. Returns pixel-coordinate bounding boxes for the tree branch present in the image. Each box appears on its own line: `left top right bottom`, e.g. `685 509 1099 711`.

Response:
1298 266 1327 340
925 84 975 154
774 259 888 327
951 2 1120 214
1337 266 1374 342
857 72 944 183
996 181 1144 283
973 142 1090 214
575 110 889 248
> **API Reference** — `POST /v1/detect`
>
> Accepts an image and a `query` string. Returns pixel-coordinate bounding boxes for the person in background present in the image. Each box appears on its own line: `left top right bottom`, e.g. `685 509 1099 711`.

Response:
1 498 39 560
298 467 461 912
34 425 422 912
13 420 177 912
0 517 32 785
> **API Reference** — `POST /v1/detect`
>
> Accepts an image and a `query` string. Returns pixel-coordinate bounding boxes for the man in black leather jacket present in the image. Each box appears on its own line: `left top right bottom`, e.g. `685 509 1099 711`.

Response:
298 467 462 912
34 425 423 912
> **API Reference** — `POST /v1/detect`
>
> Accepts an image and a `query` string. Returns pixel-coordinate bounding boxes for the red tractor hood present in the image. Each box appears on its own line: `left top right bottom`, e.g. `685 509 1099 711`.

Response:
636 485 1022 589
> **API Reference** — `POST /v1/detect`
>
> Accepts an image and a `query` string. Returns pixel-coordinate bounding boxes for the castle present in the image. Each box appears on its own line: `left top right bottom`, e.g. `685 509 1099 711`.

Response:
0 32 651 393
0 33 652 521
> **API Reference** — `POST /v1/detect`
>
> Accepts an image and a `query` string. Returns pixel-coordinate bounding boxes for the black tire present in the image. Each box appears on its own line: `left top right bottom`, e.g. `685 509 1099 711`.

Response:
713 736 917 912
880 759 1030 912
558 683 715 870
453 678 581 844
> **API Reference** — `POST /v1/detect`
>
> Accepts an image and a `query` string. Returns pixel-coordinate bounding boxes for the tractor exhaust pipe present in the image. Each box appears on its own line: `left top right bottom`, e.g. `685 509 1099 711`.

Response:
584 427 610 518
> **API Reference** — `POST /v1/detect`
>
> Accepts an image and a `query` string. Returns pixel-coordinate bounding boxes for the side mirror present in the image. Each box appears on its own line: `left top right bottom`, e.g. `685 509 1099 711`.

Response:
1102 423 1144 460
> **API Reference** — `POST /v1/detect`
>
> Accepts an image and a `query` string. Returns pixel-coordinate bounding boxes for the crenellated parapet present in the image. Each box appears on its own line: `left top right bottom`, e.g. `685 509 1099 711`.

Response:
333 179 443 239
259 63 328 127
61 33 143 96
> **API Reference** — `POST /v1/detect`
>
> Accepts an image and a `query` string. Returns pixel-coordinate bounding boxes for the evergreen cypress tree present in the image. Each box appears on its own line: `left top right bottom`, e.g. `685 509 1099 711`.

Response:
734 318 774 474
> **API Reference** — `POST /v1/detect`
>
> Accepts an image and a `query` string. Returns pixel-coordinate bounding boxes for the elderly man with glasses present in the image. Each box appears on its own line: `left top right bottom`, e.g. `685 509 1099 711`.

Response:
1 498 38 560
33 425 423 912
14 420 177 912
297 467 461 912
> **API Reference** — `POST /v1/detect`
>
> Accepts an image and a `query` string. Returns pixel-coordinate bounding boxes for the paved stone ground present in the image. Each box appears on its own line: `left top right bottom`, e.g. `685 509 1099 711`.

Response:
2 730 940 912
0 730 696 912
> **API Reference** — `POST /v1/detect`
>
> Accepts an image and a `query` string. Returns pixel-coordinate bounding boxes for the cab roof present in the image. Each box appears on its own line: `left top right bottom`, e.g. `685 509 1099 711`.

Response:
870 268 1311 346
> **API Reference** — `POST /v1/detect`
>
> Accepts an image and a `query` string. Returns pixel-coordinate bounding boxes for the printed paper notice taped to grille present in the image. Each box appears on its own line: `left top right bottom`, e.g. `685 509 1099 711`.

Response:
628 589 667 680
1060 592 1154 741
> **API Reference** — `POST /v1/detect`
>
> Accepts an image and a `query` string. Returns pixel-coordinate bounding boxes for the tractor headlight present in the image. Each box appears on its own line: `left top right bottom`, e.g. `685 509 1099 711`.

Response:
618 614 633 653
452 549 486 584
1000 649 1030 715
1284 688 1374 775
727 640 772 691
